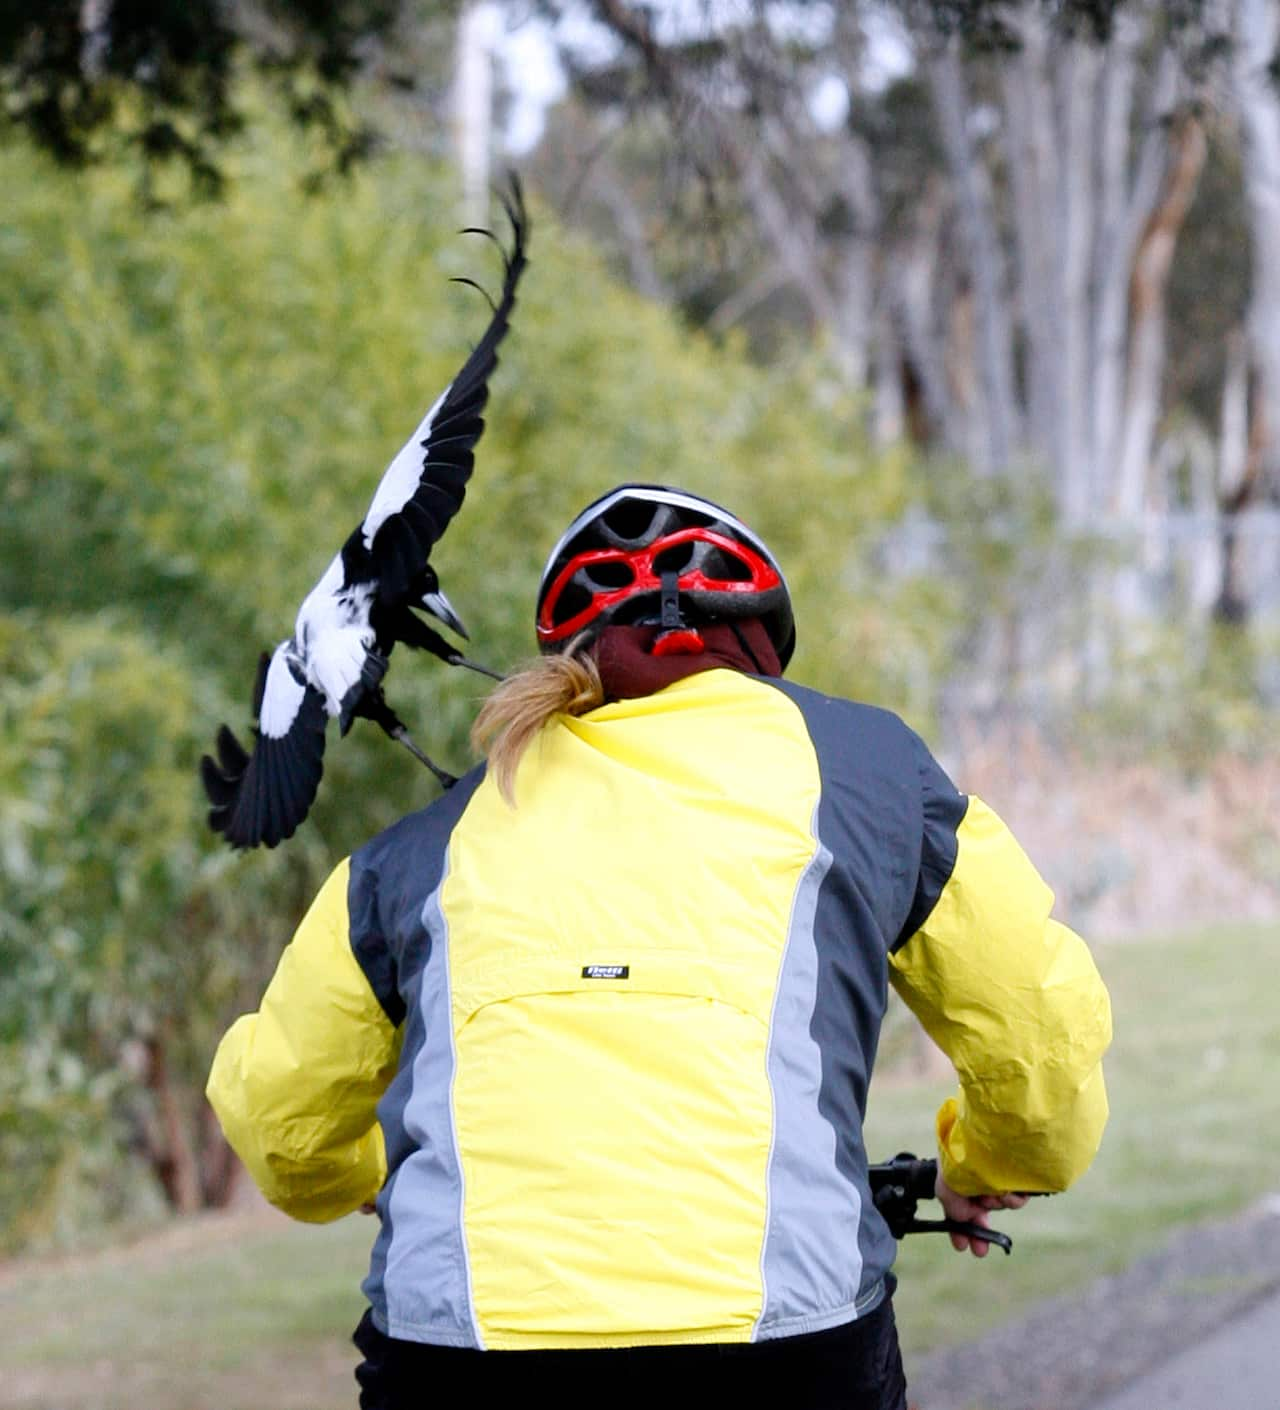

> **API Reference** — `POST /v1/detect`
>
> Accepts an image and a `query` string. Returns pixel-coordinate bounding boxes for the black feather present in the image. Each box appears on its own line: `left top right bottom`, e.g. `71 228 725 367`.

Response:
250 651 271 721
202 679 327 849
366 178 527 587
256 740 280 849
200 172 527 850
199 752 238 807
449 275 497 314
215 723 250 777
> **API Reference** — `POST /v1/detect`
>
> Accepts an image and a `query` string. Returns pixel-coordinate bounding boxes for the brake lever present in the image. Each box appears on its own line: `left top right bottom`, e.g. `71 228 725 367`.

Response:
897 1215 1013 1255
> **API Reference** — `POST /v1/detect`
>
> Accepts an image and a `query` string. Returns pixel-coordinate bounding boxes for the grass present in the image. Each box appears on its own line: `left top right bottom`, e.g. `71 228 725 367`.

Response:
1 1213 373 1409
2 922 1278 1407
867 921 1280 1356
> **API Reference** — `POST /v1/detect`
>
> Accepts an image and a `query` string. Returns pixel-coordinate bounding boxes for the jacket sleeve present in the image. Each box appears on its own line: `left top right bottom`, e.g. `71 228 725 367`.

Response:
206 857 402 1222
888 747 1112 1197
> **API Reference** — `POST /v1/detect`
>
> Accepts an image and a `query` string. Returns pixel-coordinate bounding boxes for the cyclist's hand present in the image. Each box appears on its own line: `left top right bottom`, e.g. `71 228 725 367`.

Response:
935 1171 1029 1258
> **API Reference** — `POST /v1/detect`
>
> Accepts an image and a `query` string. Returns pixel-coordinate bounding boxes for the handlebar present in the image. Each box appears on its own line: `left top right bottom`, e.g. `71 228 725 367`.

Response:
868 1151 1015 1255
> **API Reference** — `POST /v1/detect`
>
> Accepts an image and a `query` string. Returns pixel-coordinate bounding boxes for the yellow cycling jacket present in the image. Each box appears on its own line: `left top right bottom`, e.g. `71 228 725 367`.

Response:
207 669 1111 1350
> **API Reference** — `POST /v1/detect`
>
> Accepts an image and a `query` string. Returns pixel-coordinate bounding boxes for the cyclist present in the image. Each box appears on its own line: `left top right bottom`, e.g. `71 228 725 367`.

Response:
207 484 1111 1409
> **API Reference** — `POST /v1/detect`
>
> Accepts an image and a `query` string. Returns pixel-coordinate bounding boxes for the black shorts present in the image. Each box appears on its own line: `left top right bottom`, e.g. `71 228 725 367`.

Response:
353 1289 909 1410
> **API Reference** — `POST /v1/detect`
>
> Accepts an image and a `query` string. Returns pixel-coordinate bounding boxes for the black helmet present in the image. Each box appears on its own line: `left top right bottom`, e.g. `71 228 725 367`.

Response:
536 484 795 669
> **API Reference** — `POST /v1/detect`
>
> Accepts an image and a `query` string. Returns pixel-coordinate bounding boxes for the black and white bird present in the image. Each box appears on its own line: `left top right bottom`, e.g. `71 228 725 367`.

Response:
200 179 528 850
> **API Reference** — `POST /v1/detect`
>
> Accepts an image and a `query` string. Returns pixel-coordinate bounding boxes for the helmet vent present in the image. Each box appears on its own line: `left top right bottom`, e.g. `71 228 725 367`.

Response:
584 560 635 589
552 581 592 625
613 596 659 627
653 542 695 574
537 484 795 670
602 499 660 542
706 549 753 582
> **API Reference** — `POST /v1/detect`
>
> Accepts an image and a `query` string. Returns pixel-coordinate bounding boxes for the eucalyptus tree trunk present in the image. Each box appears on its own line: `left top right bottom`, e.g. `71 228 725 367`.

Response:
1089 34 1180 518
1000 10 1061 486
1114 112 1208 518
884 178 958 448
1215 329 1252 620
454 2 499 227
1233 0 1280 492
587 0 880 387
919 10 1205 543
873 292 906 446
572 0 1217 595
927 38 1020 473
1054 38 1103 522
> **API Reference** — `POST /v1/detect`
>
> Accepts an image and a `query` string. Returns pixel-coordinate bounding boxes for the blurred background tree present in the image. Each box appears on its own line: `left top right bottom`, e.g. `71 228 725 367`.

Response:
1 0 1276 1252
0 122 984 1245
0 0 467 197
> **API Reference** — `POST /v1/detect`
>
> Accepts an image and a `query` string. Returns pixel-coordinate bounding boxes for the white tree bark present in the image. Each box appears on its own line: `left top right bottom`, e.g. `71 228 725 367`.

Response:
872 289 905 446
454 2 500 227
1001 11 1060 479
1219 329 1251 504
1097 52 1183 516
1055 38 1102 522
79 0 111 79
829 132 881 394
1087 9 1143 515
1114 113 1207 518
885 179 957 448
1233 0 1280 488
928 39 1021 471
587 0 868 382
1211 329 1251 615
594 155 671 302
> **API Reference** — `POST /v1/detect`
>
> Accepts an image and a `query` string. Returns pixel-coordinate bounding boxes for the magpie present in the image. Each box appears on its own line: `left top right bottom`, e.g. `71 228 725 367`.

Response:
200 178 528 850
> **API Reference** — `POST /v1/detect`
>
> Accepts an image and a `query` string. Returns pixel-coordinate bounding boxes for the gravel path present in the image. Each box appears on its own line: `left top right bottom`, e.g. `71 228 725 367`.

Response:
905 1193 1280 1410
1090 1291 1280 1410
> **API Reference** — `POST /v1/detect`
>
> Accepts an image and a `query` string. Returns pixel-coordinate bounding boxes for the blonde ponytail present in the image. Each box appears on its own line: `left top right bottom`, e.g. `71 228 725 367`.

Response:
470 640 604 805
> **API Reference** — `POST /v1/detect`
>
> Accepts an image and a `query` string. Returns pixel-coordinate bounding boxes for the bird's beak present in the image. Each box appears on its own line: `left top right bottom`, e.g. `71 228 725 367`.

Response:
421 589 469 640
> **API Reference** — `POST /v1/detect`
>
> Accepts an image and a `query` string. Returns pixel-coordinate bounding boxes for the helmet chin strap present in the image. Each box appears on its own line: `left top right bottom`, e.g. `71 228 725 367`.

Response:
652 569 706 657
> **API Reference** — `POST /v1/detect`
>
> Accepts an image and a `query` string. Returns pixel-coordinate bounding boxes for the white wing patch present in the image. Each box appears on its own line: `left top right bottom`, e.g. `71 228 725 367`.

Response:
361 383 452 551
259 643 308 739
307 623 375 716
296 555 346 638
293 559 377 716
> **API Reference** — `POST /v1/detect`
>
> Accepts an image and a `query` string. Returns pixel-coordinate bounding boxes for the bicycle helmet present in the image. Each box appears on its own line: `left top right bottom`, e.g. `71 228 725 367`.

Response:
536 484 795 669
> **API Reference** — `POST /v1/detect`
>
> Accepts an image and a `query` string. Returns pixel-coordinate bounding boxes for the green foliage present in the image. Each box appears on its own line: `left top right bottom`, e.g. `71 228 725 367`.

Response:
0 3 448 199
0 118 1129 1249
0 611 320 1247
870 922 1280 1357
1078 619 1278 770
0 128 969 1245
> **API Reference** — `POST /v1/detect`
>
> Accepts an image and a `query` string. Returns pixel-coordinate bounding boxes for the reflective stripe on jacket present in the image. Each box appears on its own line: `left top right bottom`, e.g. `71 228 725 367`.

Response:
207 668 1110 1350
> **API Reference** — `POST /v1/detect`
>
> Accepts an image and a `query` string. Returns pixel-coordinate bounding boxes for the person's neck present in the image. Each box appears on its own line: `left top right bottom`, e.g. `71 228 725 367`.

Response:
592 621 780 702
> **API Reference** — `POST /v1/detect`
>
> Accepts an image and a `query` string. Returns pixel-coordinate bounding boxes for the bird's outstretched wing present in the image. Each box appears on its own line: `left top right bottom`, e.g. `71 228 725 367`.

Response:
200 644 328 850
360 176 530 603
202 178 529 851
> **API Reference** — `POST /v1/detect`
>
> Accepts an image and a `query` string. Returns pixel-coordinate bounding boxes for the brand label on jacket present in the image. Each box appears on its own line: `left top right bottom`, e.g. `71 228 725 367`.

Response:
581 964 629 979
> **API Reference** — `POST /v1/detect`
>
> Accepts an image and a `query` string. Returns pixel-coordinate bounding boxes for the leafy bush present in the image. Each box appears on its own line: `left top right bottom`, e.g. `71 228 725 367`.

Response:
7 115 1264 1250
0 130 952 1245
